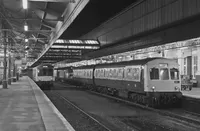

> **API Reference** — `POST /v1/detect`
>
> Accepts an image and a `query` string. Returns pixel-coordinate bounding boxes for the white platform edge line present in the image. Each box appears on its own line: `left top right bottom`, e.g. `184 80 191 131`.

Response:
27 77 75 131
183 94 200 99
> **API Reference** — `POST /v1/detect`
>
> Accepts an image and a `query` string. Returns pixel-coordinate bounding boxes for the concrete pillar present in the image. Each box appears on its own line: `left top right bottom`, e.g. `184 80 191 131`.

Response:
8 50 11 85
12 62 16 82
2 33 7 89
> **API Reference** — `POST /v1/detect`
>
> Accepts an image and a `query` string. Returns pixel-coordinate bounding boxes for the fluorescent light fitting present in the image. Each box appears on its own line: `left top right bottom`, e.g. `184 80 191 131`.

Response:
22 0 28 9
24 24 28 31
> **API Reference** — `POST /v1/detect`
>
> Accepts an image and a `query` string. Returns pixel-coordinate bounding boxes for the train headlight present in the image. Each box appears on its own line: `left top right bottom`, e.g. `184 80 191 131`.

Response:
175 86 180 91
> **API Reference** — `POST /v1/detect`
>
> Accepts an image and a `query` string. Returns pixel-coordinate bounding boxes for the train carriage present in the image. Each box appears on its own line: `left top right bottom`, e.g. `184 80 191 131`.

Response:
94 58 182 107
73 65 94 87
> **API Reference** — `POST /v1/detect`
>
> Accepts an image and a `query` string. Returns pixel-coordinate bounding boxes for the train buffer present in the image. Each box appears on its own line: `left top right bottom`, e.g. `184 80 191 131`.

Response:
0 76 75 131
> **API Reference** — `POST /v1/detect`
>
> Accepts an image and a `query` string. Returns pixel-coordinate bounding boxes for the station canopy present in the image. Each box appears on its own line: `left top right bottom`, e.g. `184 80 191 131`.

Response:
31 39 100 67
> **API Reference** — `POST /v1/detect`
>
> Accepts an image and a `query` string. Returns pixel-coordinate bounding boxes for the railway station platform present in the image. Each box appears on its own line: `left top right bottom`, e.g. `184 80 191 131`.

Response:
0 76 75 131
182 87 200 99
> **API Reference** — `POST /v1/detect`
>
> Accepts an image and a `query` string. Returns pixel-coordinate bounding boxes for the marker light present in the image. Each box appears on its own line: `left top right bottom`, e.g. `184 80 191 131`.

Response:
152 86 156 92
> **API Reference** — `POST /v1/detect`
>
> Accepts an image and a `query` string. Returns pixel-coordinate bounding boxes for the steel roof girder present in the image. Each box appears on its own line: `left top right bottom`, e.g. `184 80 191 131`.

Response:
32 0 89 66
29 0 75 3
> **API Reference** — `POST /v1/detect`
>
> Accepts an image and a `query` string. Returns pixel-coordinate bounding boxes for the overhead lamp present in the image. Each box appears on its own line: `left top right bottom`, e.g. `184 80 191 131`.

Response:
25 38 28 42
24 22 28 31
22 0 28 9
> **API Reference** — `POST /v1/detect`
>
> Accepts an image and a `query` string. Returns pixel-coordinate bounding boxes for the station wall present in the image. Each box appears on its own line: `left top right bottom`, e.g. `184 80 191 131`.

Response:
81 0 200 47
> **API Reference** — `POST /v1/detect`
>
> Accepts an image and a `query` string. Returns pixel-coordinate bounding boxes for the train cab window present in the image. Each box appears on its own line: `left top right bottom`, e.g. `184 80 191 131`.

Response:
38 68 53 76
150 68 159 80
170 68 179 80
160 68 169 80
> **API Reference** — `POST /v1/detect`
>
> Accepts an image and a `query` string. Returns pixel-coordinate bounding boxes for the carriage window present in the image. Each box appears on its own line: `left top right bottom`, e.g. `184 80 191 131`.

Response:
101 69 104 78
160 68 169 80
150 68 159 80
105 69 109 78
170 68 179 80
113 69 117 78
133 68 140 80
126 68 132 79
117 68 124 79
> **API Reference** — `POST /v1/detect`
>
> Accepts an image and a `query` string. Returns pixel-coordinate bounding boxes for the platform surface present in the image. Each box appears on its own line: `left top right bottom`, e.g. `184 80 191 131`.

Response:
182 87 200 99
0 76 75 131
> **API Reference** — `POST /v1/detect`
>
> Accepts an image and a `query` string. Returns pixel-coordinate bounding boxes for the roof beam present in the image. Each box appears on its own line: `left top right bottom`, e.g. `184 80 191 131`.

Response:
45 52 81 55
0 17 63 22
29 0 75 2
38 8 61 18
38 39 46 44
0 29 54 33
31 0 90 66
42 23 54 29
43 55 81 57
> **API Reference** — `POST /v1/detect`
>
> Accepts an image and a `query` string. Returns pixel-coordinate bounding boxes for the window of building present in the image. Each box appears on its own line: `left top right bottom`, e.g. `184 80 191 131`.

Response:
193 56 198 78
184 58 187 75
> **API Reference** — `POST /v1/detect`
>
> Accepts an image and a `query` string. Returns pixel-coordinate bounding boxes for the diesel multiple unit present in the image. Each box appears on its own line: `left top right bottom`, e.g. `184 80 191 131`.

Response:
55 58 182 107
32 64 54 90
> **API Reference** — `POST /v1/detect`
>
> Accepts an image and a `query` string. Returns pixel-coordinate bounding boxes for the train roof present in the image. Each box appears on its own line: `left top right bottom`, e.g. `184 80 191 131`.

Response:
95 57 166 68
73 64 95 69
73 57 169 69
36 63 54 69
55 66 73 70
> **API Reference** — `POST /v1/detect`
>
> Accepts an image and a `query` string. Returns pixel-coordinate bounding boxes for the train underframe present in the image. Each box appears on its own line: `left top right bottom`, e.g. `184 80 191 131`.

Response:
36 81 53 90
83 84 182 108
54 79 182 108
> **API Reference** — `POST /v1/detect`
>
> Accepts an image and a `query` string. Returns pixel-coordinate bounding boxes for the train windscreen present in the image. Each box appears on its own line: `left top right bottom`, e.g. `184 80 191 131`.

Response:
38 68 53 76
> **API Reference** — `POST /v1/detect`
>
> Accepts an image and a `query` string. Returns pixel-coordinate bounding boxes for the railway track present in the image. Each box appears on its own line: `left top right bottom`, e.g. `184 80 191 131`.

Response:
53 91 112 131
53 82 200 125
45 90 113 131
89 89 200 125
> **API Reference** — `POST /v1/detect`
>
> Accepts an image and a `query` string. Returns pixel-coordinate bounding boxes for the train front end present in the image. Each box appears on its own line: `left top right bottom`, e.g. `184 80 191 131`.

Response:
145 59 182 107
34 64 54 90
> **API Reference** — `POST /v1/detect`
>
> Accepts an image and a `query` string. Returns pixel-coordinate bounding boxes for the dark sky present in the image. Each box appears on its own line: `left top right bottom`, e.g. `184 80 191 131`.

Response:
60 0 137 39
